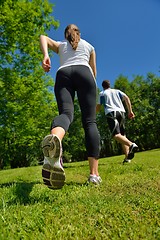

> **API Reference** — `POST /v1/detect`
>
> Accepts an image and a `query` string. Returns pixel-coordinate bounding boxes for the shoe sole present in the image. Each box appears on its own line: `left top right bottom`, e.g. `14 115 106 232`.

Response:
42 135 65 189
42 163 65 189
42 135 61 160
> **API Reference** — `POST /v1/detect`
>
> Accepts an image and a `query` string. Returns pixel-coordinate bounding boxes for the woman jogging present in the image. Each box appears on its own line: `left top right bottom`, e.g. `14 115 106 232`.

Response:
40 24 101 189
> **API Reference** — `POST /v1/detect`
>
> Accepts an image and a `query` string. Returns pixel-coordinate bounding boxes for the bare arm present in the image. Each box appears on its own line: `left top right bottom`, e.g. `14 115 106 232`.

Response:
89 50 97 78
40 35 60 72
123 95 135 119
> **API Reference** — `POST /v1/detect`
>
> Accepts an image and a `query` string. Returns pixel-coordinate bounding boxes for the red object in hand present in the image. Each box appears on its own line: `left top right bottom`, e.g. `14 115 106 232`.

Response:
128 113 134 119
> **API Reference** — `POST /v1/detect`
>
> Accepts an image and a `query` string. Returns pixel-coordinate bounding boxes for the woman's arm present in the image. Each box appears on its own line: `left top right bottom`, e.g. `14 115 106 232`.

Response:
40 35 60 72
40 35 59 54
89 50 97 78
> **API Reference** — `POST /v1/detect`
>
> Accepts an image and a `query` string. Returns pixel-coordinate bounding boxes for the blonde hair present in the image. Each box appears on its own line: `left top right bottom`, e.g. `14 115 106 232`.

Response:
64 24 80 50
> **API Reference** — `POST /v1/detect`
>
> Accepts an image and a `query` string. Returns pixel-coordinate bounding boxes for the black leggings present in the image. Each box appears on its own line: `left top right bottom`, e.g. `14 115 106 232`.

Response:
51 65 100 158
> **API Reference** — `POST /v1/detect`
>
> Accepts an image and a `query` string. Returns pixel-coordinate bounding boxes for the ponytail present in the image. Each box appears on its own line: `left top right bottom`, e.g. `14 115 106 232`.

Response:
64 24 80 50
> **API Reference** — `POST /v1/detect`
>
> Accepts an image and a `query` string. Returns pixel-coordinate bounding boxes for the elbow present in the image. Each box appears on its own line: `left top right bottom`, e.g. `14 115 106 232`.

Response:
40 35 44 40
40 35 48 42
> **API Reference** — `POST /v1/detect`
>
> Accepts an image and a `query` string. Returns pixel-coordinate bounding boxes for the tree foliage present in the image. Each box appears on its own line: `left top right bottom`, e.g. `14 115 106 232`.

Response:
0 0 59 168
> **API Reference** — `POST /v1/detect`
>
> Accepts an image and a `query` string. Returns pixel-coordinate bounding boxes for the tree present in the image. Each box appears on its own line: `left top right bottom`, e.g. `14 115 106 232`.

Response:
128 73 160 150
0 0 59 168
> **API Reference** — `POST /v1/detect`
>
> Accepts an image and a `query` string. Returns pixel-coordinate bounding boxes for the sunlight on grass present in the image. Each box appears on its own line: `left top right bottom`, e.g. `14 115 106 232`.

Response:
0 149 160 239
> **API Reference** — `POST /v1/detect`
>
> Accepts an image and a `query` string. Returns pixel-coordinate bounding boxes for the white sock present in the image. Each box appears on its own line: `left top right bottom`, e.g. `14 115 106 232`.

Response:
90 174 97 177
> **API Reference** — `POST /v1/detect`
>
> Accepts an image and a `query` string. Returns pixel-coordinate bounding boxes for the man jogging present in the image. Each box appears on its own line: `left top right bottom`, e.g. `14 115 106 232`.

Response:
96 80 138 163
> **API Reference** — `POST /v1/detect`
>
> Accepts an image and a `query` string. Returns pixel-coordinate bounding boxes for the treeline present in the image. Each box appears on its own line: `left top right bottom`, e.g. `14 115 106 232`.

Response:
0 0 160 169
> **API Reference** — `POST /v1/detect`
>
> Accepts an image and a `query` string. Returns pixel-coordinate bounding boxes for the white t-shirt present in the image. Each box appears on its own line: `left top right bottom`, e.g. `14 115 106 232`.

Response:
57 39 94 72
98 88 126 115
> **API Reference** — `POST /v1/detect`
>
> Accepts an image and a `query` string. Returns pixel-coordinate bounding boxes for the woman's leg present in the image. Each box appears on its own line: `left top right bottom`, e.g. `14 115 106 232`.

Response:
42 68 75 188
51 68 75 137
51 127 65 141
88 157 99 176
74 66 100 179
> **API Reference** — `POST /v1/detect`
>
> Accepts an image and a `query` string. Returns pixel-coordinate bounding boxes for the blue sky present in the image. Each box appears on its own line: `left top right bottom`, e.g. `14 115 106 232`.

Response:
48 0 160 89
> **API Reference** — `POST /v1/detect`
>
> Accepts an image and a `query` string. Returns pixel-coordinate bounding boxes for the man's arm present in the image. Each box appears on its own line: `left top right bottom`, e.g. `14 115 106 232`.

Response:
123 95 135 119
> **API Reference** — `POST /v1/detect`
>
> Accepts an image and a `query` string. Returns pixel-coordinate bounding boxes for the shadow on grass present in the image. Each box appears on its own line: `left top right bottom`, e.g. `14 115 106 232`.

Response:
0 179 100 208
0 180 41 205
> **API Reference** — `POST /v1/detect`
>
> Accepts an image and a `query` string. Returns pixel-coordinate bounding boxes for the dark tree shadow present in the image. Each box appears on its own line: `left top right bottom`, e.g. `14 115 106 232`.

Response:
0 180 41 205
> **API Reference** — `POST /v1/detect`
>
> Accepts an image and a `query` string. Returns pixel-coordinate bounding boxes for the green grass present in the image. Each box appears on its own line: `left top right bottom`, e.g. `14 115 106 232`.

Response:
0 149 160 240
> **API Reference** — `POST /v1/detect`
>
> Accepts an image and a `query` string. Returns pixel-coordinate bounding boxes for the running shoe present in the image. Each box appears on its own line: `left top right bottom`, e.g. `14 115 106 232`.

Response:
42 134 65 189
88 175 102 185
97 176 102 183
127 143 138 160
123 158 131 164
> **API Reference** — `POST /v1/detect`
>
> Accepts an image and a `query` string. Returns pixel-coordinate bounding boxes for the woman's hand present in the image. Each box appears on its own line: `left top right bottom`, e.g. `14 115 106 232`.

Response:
42 56 51 72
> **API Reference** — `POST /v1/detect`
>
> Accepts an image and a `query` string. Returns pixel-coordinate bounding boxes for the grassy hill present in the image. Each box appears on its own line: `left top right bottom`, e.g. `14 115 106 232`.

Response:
0 149 159 240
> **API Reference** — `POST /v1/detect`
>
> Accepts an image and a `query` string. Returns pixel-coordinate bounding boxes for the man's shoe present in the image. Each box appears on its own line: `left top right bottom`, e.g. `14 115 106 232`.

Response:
127 143 138 160
123 158 131 164
42 134 65 189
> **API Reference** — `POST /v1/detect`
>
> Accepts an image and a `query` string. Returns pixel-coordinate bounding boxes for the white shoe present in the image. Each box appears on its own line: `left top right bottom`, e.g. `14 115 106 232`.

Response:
88 175 102 185
42 134 65 189
97 176 102 183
